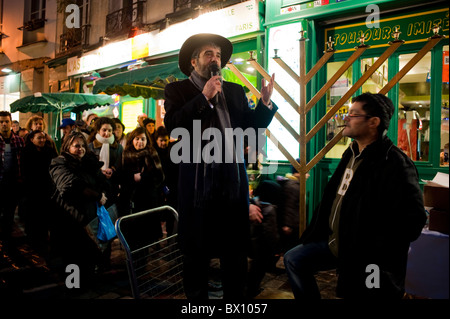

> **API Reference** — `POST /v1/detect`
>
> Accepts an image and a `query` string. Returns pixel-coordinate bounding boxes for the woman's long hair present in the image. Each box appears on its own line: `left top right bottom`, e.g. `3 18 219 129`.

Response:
124 127 153 153
122 127 163 179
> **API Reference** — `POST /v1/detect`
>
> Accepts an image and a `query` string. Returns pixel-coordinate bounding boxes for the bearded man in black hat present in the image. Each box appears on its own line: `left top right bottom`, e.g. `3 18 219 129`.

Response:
284 93 427 299
164 33 277 299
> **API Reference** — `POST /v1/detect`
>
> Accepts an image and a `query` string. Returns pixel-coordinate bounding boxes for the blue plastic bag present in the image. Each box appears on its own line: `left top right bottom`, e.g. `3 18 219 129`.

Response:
97 204 116 242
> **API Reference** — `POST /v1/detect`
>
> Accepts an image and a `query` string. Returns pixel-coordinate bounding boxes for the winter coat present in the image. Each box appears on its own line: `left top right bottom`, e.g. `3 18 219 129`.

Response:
88 139 123 205
119 147 164 214
88 139 123 172
164 79 277 254
49 152 110 226
20 142 58 215
21 142 58 194
300 136 427 298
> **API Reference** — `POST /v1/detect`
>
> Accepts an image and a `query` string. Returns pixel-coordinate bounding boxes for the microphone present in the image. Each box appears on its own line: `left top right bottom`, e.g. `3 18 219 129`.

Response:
209 62 222 105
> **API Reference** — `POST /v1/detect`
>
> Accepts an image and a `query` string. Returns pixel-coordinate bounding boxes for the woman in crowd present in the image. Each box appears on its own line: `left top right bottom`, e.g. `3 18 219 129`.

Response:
24 115 58 154
11 120 20 135
143 118 157 146
20 130 58 255
119 127 164 242
153 126 179 235
49 131 110 282
88 117 123 208
112 118 127 148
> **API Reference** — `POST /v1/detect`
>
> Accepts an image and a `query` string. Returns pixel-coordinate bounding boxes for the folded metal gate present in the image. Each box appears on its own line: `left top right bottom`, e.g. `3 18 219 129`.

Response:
115 205 184 299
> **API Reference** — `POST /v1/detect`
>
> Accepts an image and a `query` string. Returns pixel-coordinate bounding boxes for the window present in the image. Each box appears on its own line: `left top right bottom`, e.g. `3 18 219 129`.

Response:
325 61 352 159
398 52 431 162
60 0 90 51
266 22 302 162
441 45 449 167
26 0 46 22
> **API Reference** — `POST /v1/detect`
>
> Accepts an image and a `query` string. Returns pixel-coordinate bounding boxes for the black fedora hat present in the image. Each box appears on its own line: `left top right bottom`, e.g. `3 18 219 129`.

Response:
178 33 233 76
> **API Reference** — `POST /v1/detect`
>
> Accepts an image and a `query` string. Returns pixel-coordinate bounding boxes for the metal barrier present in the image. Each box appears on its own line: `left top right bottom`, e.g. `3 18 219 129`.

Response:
115 205 184 299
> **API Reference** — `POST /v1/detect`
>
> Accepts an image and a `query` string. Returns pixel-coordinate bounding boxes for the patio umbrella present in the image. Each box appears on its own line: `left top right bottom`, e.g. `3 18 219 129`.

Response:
10 92 115 114
10 92 115 141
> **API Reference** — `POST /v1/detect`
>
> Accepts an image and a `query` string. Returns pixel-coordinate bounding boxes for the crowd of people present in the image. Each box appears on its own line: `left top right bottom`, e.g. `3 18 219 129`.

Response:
0 110 178 285
1 32 427 301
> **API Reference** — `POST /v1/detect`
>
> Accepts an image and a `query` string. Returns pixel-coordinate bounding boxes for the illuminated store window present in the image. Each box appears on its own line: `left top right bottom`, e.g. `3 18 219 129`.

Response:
325 61 352 159
225 51 258 107
398 52 431 162
441 45 449 167
361 57 388 93
121 100 144 133
266 22 302 162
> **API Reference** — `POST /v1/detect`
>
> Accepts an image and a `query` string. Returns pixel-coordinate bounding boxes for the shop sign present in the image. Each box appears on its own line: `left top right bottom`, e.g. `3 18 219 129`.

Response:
325 8 449 53
67 39 133 76
444 50 449 83
0 74 20 94
67 0 260 76
280 5 300 15
147 0 261 57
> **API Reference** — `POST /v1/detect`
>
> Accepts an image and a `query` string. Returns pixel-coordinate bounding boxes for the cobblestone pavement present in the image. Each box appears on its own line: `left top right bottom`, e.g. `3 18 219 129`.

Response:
0 217 340 300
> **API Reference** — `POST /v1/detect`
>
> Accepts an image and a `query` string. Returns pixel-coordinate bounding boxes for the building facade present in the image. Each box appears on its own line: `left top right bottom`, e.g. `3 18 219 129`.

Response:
0 0 57 128
262 0 449 220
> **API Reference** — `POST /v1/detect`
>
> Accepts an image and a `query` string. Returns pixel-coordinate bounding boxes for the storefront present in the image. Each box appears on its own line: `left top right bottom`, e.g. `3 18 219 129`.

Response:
263 0 449 219
0 73 20 121
67 0 266 134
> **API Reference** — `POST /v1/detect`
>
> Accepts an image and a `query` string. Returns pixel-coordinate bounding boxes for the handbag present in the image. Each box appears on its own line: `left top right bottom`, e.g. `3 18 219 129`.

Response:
97 204 117 242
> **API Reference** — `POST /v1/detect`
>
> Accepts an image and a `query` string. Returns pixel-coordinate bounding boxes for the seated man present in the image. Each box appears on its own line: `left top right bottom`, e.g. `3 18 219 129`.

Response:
284 93 426 299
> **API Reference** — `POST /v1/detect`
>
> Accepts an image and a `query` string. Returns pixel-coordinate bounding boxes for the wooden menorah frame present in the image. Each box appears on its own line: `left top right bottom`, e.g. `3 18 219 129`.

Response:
227 26 444 235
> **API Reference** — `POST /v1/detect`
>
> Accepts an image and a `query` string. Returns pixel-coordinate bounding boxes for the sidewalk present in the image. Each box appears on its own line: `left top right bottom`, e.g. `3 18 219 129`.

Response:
0 215 338 300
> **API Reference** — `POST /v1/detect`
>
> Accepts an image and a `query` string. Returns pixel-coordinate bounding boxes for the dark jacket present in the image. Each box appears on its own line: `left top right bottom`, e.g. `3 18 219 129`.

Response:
49 152 110 226
164 79 277 252
155 142 179 208
21 142 58 199
119 147 164 214
301 136 426 298
88 139 123 205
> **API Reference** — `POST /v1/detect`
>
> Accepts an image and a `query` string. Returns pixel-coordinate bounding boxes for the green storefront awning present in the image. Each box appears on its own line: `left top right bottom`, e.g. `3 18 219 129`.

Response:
93 61 188 99
93 61 257 99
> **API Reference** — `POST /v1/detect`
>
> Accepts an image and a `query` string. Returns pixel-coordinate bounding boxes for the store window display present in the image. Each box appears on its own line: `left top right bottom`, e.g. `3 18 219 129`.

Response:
398 52 431 162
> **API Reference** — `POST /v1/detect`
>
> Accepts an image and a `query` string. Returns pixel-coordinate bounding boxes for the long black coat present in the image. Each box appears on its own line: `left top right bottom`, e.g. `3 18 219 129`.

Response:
48 152 110 272
301 136 426 298
164 79 277 253
49 152 110 226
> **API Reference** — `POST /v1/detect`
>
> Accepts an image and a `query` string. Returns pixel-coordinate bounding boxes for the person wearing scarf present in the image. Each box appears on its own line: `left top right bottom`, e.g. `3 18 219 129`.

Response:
164 33 277 300
88 117 123 208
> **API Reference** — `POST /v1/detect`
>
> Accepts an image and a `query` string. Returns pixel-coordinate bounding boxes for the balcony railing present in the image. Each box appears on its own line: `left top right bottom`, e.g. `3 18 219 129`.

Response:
18 18 46 31
105 1 145 38
59 24 90 53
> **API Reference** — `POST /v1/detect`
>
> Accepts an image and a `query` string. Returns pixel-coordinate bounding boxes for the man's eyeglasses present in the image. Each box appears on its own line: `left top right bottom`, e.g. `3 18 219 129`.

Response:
346 113 372 119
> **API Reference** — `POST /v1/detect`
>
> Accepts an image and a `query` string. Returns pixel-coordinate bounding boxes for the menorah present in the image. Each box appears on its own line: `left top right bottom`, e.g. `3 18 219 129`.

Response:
227 25 445 235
